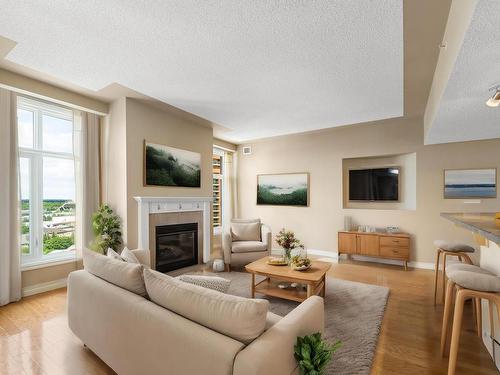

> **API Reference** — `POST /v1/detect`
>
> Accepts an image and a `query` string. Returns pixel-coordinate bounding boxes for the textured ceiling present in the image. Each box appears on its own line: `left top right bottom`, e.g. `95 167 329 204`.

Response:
0 1 403 142
427 1 500 144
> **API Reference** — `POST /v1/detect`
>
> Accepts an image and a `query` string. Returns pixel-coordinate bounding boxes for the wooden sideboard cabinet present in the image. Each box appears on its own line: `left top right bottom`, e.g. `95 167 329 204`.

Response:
338 231 410 270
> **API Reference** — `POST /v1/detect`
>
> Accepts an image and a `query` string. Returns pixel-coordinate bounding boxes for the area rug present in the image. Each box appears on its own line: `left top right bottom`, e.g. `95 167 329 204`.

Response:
181 270 389 375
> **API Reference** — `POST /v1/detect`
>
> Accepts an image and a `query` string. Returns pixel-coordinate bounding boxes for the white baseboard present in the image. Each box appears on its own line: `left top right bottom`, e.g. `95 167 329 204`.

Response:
22 277 67 297
271 248 434 270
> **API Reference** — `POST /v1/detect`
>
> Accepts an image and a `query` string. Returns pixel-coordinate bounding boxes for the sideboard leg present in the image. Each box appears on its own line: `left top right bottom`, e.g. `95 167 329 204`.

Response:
404 261 408 271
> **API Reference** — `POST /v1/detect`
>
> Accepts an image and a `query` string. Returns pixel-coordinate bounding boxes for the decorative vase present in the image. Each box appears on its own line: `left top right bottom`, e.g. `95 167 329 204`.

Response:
212 259 225 272
283 248 292 264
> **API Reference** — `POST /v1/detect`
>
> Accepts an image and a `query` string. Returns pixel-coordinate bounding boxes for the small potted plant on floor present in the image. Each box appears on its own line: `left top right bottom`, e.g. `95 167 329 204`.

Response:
275 228 304 264
294 333 341 375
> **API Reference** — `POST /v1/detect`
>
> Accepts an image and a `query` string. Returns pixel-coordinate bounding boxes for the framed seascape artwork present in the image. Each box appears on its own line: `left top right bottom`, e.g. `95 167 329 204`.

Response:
144 141 201 188
257 173 309 206
443 168 497 199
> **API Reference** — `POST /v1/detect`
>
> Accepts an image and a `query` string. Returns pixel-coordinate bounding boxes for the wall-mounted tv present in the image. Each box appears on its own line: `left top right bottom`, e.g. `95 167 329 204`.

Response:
349 167 400 201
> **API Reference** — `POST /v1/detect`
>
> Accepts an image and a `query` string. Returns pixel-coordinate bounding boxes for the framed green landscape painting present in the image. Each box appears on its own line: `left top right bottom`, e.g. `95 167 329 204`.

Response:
144 141 201 187
257 173 309 206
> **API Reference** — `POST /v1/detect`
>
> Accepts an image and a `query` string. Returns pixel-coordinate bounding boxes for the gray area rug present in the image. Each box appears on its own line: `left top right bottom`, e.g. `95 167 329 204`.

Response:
181 270 389 375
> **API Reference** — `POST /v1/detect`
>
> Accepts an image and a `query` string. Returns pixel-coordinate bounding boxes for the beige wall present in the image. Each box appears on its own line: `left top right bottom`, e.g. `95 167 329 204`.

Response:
237 117 500 264
101 97 128 243
214 137 237 152
0 68 108 115
101 97 215 249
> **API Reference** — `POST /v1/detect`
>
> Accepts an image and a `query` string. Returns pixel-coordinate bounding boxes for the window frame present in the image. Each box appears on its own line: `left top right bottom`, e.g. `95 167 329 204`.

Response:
212 147 225 229
18 96 77 268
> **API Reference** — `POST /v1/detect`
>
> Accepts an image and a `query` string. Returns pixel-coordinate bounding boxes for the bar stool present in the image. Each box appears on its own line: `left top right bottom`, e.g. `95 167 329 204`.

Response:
440 267 500 375
433 240 475 305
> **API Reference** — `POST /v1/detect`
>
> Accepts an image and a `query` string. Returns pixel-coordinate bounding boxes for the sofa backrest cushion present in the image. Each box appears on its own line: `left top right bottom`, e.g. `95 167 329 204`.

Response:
144 268 268 344
231 218 261 241
83 249 146 296
121 247 140 264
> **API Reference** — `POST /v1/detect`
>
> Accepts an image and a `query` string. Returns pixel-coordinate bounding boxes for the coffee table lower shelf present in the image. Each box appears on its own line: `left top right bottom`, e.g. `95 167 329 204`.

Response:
252 277 325 303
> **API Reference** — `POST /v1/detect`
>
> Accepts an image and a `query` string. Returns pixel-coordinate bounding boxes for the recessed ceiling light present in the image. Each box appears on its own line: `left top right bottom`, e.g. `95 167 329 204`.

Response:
486 86 500 107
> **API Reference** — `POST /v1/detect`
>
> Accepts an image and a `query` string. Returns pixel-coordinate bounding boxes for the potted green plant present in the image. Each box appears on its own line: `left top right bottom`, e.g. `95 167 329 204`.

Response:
90 204 122 254
294 333 341 375
275 228 304 264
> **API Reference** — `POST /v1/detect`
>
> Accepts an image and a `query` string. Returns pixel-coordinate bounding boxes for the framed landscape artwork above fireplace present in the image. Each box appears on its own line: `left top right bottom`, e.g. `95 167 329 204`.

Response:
144 141 201 187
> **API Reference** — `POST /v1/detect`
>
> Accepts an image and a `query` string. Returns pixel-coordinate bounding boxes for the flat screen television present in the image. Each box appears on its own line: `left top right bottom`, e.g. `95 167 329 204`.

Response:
349 167 399 201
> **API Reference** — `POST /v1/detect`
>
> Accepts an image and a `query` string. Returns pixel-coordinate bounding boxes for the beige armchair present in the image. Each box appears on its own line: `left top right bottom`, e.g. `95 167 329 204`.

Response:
223 219 272 271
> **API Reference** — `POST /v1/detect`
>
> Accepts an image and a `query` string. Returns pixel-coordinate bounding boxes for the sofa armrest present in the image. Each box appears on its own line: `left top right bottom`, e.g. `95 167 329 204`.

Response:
222 230 233 264
131 249 151 268
234 296 324 375
261 224 272 253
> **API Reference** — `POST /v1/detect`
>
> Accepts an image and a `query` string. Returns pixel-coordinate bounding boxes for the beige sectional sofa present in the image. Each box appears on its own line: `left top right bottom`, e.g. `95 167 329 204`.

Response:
68 249 324 375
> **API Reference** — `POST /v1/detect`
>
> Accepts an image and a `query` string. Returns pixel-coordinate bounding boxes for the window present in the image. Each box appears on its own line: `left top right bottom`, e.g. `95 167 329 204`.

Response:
212 149 223 228
18 97 77 267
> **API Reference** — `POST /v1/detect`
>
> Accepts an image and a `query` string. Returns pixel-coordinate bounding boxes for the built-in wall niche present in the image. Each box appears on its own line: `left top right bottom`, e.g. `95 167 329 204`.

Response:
342 152 417 210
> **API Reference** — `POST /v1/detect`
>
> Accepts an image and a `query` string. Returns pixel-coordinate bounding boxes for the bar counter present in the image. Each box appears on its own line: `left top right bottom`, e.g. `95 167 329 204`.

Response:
440 212 500 244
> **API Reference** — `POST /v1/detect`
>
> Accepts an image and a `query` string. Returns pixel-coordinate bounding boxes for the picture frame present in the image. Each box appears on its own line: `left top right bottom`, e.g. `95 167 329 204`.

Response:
257 172 309 206
144 141 201 188
443 168 497 199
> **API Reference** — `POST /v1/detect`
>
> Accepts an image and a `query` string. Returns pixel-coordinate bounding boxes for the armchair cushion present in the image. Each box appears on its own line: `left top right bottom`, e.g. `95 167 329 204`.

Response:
232 241 268 254
231 219 261 241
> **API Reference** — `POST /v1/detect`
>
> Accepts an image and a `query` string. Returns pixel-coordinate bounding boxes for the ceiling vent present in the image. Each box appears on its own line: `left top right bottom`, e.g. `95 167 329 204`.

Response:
242 146 252 155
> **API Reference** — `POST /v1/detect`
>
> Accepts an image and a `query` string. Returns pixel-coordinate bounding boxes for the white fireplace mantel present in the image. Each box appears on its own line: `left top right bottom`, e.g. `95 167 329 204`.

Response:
133 196 212 262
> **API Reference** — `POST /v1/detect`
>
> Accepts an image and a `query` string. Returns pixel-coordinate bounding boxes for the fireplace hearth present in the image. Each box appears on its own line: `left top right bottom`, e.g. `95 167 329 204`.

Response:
155 223 198 272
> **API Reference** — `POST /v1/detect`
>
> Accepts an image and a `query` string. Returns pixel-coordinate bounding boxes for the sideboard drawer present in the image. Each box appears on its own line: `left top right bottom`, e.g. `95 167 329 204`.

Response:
380 246 409 259
380 236 409 248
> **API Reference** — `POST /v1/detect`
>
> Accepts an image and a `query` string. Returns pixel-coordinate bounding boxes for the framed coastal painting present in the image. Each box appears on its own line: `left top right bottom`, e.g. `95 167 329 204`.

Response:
144 141 201 187
443 168 497 199
257 173 309 206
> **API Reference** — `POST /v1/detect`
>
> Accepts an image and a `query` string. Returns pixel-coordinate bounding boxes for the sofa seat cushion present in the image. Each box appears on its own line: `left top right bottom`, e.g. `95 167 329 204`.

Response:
176 274 231 293
144 268 268 344
83 249 146 296
231 219 261 241
232 241 267 253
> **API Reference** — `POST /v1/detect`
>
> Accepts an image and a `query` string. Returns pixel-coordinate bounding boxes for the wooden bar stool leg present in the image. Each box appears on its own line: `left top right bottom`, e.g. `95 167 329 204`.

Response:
475 297 482 337
448 289 467 375
489 301 496 364
461 253 473 265
442 252 448 304
434 249 441 305
441 280 456 357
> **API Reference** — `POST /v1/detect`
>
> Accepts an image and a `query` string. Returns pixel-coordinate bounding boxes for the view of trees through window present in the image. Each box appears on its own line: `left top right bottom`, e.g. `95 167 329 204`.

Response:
18 97 76 264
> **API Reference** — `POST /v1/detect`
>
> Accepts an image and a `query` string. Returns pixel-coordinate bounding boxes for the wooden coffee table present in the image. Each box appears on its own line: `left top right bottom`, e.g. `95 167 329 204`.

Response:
245 257 332 302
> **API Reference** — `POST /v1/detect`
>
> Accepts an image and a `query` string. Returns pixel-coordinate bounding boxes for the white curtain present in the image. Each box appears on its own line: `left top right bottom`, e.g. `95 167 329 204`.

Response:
75 111 101 258
222 151 238 228
0 88 21 306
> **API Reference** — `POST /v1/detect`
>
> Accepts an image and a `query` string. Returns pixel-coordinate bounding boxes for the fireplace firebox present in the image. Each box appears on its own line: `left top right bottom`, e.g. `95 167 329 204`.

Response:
155 223 198 272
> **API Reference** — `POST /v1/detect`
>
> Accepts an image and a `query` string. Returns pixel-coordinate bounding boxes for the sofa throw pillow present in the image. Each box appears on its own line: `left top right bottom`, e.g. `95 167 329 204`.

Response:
176 275 231 294
106 248 123 261
121 247 140 264
144 268 268 344
231 220 261 242
83 249 146 296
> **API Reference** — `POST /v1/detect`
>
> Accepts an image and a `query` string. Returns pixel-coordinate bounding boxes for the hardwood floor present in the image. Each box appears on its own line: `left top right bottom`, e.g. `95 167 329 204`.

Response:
0 260 497 374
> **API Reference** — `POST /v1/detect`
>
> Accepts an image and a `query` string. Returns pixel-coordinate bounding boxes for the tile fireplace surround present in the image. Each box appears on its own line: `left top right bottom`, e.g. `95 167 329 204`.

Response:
133 197 212 263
